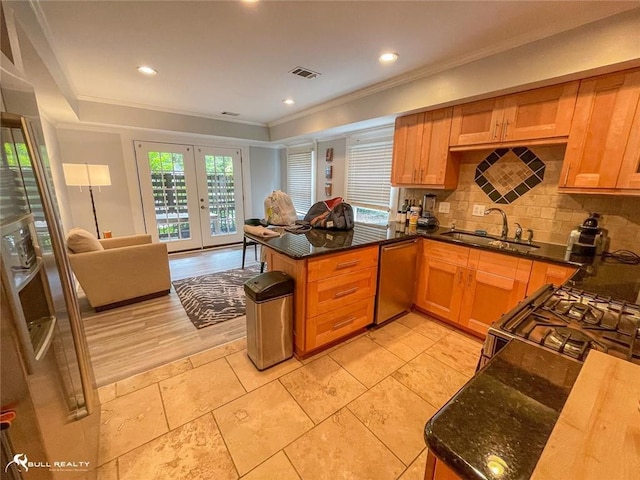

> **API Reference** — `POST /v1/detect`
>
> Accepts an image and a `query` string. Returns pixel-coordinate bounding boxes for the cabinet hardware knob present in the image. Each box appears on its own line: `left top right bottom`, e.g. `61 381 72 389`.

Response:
503 120 509 139
493 122 500 140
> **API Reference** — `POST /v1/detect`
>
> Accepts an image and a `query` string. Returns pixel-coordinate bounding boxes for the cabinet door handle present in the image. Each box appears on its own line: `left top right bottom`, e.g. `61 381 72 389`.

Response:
467 271 473 287
333 316 357 330
563 164 571 186
458 269 463 285
414 169 418 182
336 260 359 270
335 287 358 298
503 120 509 139
420 168 424 182
492 122 500 140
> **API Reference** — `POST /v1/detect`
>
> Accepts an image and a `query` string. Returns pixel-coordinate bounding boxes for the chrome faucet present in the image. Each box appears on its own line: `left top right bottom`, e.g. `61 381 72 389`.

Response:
514 223 523 242
484 208 509 240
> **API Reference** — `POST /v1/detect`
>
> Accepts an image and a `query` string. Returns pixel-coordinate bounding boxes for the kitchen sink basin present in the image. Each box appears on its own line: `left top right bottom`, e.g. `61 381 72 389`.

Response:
439 230 540 253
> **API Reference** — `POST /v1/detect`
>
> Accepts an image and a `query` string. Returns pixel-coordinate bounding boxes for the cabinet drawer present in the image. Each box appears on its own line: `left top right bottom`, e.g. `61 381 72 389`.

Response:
422 239 469 266
468 249 532 282
307 266 377 317
307 297 374 350
307 246 379 283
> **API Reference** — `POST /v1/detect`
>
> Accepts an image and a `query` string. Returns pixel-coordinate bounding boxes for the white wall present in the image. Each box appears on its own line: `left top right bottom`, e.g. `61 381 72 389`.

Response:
56 129 135 237
248 146 282 219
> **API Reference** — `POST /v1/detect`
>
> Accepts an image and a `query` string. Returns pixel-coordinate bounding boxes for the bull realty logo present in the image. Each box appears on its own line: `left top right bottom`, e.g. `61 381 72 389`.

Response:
5 453 90 473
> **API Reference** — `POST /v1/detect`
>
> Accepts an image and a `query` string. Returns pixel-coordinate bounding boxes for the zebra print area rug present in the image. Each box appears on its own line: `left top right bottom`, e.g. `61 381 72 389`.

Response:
172 265 261 329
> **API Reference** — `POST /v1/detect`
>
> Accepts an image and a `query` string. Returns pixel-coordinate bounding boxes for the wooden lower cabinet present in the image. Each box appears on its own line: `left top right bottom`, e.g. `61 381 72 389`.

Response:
527 260 577 295
263 245 378 357
425 450 461 480
415 241 468 322
415 240 532 338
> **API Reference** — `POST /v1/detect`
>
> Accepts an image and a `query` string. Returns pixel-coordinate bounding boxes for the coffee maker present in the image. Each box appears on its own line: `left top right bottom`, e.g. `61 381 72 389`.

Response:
418 194 439 229
565 212 609 258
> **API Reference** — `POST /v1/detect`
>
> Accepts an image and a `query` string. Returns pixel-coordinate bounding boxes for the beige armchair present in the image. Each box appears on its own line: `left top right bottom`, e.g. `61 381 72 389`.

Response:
67 234 171 311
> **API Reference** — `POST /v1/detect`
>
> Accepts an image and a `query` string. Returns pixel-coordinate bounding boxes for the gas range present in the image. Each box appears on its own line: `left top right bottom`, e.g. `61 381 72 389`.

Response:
480 284 640 368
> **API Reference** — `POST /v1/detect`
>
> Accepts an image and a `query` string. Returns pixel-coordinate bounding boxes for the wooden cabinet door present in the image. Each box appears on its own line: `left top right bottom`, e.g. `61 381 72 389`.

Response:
616 95 640 189
560 69 640 189
419 107 457 188
391 113 424 185
461 250 531 337
460 268 528 337
449 97 504 146
415 256 465 323
500 82 578 142
527 261 577 296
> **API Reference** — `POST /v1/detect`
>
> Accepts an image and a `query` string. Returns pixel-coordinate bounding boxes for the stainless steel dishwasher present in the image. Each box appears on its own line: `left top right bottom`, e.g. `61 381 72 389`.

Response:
375 239 419 324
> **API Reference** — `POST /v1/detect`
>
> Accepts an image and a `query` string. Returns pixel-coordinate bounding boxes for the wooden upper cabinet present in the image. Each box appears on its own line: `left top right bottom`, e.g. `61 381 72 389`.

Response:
617 96 640 189
449 97 504 146
449 82 579 147
560 69 640 190
391 113 425 184
391 108 457 188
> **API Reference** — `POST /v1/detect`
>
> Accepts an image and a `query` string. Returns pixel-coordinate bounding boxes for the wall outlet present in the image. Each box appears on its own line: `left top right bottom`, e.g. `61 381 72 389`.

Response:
438 202 450 214
472 204 486 217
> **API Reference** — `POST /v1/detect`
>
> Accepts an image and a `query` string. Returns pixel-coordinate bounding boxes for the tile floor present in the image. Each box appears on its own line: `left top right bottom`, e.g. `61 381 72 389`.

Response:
96 312 482 480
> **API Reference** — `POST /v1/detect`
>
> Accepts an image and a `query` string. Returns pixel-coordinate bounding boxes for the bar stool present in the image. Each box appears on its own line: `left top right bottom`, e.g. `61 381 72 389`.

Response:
242 219 265 272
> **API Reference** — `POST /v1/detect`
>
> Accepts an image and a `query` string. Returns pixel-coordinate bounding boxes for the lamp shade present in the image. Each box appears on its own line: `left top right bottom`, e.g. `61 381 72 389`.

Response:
63 164 111 187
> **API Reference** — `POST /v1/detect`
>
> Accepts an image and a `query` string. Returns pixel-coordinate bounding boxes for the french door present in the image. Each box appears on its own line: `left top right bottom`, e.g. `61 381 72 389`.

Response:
135 141 244 252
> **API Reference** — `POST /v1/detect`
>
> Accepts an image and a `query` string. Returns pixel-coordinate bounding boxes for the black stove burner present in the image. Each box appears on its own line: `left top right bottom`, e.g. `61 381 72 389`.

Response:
541 327 603 360
493 284 640 365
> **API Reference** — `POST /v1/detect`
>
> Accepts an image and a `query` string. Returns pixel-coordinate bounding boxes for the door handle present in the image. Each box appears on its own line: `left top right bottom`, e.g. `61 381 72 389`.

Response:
492 122 500 140
200 205 206 210
502 120 509 139
336 260 359 269
458 269 463 285
563 164 571 186
419 168 424 182
332 316 357 330
467 271 473 287
335 287 358 298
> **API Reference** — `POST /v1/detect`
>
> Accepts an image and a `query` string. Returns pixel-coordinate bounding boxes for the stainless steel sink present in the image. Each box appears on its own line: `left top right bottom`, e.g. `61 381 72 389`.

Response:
439 230 540 253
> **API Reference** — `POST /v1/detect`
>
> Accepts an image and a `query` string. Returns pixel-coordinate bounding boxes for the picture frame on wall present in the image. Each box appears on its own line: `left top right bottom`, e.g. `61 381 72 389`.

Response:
325 165 332 179
325 148 333 162
325 183 332 196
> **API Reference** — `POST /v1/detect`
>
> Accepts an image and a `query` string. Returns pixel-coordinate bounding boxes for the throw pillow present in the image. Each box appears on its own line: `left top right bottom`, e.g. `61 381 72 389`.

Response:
66 228 104 253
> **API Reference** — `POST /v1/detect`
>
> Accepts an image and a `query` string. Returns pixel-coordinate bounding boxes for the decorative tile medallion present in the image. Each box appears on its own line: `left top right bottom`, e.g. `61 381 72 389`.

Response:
475 147 545 204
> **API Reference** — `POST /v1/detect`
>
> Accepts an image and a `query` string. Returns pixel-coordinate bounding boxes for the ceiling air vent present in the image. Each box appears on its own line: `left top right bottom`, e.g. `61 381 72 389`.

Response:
221 111 240 116
290 66 321 79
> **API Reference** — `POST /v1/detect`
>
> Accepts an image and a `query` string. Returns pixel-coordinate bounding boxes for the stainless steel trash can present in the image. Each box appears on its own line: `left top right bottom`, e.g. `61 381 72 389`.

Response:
244 271 294 370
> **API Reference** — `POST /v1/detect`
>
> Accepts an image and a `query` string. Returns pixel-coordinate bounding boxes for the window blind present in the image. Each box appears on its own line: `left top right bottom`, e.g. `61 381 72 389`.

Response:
346 140 393 211
286 149 313 214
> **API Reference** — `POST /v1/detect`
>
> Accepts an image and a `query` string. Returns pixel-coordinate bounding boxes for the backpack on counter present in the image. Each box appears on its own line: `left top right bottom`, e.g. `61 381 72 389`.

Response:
264 190 297 226
304 197 354 231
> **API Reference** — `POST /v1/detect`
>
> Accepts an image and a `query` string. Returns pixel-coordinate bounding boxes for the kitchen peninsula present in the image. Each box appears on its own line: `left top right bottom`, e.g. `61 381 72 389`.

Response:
246 223 639 357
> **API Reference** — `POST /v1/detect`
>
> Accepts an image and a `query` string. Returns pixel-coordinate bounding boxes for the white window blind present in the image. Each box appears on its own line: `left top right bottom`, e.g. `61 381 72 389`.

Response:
286 149 313 214
346 140 393 211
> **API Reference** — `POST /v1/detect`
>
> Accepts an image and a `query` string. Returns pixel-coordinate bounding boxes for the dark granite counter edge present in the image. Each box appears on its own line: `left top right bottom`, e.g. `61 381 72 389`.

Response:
245 226 583 267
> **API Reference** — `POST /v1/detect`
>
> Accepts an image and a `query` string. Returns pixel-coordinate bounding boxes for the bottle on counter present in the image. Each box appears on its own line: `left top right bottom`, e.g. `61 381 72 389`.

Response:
400 199 408 224
409 206 420 226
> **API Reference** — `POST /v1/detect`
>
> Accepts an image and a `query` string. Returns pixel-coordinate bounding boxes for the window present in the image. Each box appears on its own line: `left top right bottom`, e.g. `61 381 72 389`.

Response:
286 148 313 214
346 139 393 225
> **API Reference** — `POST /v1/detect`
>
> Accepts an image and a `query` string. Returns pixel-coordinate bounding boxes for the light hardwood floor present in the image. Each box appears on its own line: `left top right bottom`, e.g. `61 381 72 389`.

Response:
82 244 261 387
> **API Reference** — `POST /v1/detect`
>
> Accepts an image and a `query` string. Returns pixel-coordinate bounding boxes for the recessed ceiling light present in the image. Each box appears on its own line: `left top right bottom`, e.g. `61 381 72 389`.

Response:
137 65 157 76
379 52 399 64
283 98 295 105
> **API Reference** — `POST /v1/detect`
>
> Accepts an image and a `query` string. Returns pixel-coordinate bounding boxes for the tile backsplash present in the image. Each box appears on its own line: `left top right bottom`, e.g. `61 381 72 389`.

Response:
402 145 640 252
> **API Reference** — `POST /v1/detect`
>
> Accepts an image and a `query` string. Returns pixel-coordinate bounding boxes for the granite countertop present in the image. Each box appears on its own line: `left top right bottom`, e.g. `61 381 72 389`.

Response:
246 223 640 302
424 339 583 480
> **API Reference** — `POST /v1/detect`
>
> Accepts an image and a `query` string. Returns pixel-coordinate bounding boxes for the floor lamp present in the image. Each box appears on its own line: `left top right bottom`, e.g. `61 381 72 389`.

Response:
62 163 111 238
